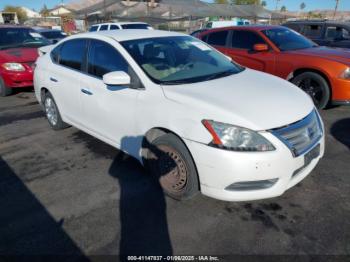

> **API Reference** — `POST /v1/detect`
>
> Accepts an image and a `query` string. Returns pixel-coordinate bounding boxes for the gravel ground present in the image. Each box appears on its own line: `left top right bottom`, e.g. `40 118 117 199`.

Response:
0 91 349 259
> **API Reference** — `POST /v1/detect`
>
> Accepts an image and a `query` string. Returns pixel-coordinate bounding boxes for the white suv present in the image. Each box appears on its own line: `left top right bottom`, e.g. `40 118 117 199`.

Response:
34 30 325 202
89 22 153 32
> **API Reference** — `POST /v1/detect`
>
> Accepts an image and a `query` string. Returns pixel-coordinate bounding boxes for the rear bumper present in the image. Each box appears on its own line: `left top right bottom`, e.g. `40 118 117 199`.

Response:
332 100 350 106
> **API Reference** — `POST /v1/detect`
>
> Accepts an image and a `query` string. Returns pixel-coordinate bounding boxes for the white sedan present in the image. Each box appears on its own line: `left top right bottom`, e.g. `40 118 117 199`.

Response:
34 30 325 201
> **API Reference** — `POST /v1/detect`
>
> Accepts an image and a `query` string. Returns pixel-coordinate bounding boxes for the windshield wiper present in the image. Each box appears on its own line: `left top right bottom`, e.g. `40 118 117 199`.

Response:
204 70 236 81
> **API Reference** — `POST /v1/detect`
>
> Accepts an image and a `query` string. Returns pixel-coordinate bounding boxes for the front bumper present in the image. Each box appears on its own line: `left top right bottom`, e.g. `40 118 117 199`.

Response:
331 78 350 102
1 66 34 88
183 131 325 202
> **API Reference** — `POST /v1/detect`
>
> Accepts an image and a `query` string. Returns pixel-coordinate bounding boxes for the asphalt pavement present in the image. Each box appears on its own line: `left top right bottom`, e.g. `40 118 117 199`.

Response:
0 91 349 258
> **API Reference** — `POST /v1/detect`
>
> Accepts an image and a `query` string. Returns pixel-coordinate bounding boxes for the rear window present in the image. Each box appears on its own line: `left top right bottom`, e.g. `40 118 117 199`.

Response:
204 30 228 46
121 24 150 29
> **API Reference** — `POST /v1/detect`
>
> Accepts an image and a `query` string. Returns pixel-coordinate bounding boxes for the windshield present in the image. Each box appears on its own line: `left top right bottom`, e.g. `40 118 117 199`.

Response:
121 36 244 85
121 24 150 29
0 28 50 50
262 28 317 51
40 31 66 39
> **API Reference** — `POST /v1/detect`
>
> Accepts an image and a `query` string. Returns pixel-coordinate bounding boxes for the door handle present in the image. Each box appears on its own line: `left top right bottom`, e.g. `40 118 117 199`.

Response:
81 89 93 95
50 77 58 82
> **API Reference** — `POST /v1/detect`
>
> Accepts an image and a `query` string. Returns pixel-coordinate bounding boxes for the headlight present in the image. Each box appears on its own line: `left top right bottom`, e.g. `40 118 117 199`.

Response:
202 120 275 152
2 63 25 72
340 68 350 79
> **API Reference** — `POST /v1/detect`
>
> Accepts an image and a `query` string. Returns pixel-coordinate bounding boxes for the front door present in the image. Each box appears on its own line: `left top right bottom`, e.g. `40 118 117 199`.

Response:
79 39 139 148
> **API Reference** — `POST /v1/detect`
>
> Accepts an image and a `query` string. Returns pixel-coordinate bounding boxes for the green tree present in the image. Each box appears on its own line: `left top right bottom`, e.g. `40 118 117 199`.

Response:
40 4 50 17
261 1 267 7
300 2 306 11
3 5 28 23
280 5 287 12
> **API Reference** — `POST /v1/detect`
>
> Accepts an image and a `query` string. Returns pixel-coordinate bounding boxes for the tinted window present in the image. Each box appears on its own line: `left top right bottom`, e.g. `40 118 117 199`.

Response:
59 39 86 70
100 25 109 31
205 30 228 46
88 40 128 78
303 24 323 38
285 24 302 32
231 30 266 50
121 24 150 29
326 26 350 40
0 28 50 49
110 24 119 30
51 45 61 63
89 26 98 32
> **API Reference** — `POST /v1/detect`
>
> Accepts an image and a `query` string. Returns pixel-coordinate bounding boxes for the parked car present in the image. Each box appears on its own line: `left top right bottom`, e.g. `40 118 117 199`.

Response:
283 20 350 49
190 28 208 38
34 30 324 202
0 25 50 96
35 28 67 44
197 25 350 109
89 22 153 32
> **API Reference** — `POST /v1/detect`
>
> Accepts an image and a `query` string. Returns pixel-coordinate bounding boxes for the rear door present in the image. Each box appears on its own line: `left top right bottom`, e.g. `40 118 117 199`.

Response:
220 30 276 74
47 39 87 125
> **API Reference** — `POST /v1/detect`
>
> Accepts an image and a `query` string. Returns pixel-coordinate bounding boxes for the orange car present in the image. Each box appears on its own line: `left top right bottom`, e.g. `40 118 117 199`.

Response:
197 25 350 109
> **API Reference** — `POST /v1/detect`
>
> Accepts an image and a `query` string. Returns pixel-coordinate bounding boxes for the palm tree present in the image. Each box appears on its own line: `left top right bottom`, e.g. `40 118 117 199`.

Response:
333 0 340 19
299 2 306 18
280 5 287 12
275 0 280 11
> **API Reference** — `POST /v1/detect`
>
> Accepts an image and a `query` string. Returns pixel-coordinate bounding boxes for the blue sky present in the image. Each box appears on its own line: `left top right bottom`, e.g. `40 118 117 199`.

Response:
0 0 349 12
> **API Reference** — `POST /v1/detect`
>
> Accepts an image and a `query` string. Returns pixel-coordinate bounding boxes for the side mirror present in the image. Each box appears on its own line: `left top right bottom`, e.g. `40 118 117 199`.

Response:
253 44 269 52
103 71 131 86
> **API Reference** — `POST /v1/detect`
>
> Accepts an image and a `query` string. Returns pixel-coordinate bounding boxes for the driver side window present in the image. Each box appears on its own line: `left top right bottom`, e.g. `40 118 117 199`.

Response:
87 40 128 79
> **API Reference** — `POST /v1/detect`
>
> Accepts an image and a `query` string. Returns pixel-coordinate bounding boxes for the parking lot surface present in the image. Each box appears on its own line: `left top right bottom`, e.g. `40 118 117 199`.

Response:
0 91 349 257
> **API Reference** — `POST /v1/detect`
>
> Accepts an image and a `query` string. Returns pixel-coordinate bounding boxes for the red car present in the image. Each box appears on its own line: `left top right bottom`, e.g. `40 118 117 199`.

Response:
0 26 50 97
197 25 350 109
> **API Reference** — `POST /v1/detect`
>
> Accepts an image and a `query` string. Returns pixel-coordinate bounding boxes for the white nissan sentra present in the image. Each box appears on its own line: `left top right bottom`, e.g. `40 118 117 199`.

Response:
34 30 325 201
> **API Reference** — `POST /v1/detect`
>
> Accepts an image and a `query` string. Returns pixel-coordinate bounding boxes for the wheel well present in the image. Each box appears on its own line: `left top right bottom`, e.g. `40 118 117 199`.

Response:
141 127 201 190
291 68 332 98
40 87 49 104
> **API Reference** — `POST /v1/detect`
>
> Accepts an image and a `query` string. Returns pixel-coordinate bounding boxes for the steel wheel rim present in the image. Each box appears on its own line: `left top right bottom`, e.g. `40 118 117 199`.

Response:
298 78 323 107
45 97 58 126
156 145 188 194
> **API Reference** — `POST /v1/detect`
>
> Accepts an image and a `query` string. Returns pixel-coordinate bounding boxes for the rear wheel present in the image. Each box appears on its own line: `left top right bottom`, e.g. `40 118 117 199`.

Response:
291 72 330 109
43 92 69 130
146 133 199 200
0 78 13 97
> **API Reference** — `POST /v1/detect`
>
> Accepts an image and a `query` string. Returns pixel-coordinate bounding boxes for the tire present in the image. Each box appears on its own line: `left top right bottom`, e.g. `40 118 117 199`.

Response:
0 78 13 97
146 133 199 200
291 72 330 109
43 92 69 130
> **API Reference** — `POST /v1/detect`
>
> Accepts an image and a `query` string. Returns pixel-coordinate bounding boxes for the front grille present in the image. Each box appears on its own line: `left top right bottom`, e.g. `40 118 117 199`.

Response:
271 110 323 157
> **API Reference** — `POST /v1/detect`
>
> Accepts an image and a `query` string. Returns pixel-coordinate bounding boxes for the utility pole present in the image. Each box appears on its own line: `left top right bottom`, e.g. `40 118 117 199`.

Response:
333 0 340 19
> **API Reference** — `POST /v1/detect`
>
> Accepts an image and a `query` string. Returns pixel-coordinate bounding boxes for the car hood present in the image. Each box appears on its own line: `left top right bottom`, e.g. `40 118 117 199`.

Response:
287 46 350 65
162 69 314 131
0 48 38 63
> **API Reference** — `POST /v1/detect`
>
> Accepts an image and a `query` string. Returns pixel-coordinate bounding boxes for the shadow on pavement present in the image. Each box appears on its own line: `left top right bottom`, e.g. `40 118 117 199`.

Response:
0 157 88 260
109 136 173 257
330 118 350 150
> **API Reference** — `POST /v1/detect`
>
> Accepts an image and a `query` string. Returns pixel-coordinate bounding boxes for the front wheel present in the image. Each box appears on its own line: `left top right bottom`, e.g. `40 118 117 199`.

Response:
146 133 199 200
291 72 330 109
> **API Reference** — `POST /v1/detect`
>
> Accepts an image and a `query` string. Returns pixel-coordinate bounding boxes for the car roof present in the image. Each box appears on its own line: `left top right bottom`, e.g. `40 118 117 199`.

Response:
0 25 31 29
35 28 61 32
202 25 285 32
76 29 185 42
92 22 149 26
286 20 350 26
